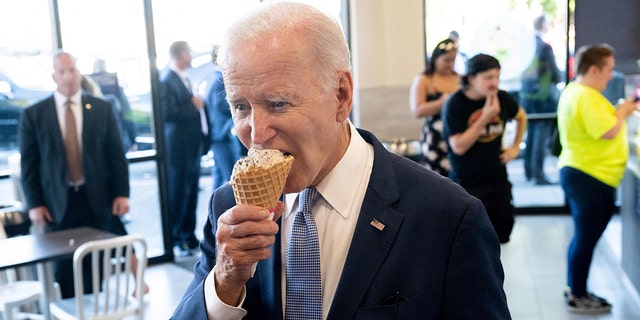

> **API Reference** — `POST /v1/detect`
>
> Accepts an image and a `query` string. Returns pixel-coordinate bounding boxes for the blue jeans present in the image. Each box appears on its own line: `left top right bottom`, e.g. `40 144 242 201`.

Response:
560 167 616 297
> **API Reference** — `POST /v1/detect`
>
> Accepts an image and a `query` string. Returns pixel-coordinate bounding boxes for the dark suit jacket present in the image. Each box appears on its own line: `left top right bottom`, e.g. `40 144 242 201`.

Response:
160 68 210 160
19 93 129 229
520 34 561 110
205 68 235 143
171 129 511 320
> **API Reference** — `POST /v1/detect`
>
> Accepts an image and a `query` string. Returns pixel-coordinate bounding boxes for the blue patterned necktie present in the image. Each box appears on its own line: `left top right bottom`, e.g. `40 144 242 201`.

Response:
285 187 322 320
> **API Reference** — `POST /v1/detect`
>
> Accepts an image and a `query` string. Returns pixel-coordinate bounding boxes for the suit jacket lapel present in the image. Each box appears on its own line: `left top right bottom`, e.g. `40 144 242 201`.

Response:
327 131 405 319
169 69 192 97
44 96 66 159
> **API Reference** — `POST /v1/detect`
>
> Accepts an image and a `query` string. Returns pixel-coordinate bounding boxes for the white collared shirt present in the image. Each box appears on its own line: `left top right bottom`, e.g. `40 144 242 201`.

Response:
54 90 83 145
205 120 374 319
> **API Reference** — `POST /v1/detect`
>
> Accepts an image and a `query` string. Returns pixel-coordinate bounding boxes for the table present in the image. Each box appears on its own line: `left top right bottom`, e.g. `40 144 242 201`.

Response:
0 227 118 319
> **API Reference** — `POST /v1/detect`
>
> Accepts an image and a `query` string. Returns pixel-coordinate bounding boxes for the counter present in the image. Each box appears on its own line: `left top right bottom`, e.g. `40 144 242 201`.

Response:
620 113 640 296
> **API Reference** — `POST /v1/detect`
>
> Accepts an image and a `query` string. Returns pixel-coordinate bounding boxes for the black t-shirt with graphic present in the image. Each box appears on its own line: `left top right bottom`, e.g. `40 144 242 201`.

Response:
442 89 519 186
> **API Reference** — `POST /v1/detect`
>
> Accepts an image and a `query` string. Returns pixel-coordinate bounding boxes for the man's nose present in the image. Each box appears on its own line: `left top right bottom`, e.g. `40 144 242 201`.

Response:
249 109 276 145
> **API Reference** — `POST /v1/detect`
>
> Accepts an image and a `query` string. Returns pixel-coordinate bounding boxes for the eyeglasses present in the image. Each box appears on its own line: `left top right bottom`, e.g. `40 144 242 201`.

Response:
438 42 459 51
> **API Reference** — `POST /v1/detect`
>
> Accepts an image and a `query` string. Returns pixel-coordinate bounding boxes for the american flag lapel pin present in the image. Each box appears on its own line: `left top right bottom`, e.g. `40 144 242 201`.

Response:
370 218 385 231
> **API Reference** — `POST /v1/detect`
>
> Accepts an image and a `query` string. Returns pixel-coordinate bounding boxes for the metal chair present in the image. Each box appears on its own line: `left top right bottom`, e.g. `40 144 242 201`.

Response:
0 220 43 320
49 234 147 320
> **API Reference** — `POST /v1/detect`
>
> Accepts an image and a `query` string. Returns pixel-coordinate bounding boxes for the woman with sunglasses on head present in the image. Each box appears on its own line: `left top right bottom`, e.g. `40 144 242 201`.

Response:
410 38 460 177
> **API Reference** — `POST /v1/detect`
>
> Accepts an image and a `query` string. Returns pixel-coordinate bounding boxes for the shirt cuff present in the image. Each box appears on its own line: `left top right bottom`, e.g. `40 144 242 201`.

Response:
205 265 248 320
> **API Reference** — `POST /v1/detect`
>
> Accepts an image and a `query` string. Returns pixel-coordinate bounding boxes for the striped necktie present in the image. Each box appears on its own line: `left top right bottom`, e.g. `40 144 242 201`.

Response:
285 187 322 319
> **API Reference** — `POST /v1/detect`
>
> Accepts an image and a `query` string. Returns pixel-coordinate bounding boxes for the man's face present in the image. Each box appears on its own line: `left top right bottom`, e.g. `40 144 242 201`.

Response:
593 56 615 92
175 49 193 70
52 54 81 97
181 49 193 69
223 33 351 193
468 68 501 97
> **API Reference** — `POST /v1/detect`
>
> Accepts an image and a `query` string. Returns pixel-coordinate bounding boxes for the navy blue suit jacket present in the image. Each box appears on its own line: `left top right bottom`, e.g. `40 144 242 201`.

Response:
160 68 210 159
172 129 511 319
205 68 235 143
19 93 129 228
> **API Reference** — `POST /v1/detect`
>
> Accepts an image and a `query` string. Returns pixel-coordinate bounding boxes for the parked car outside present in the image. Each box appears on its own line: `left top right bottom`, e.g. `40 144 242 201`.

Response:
0 70 51 149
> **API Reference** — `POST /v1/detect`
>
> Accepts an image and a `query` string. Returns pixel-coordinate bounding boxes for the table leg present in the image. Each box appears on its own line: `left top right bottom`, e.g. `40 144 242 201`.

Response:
36 261 54 320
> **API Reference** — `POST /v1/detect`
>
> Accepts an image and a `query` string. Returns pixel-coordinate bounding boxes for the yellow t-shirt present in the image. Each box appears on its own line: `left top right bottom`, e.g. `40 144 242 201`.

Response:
557 82 628 188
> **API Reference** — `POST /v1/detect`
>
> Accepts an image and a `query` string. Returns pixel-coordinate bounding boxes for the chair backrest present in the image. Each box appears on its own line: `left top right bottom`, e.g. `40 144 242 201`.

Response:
72 234 147 320
0 219 6 239
0 221 14 288
0 220 17 286
0 219 43 320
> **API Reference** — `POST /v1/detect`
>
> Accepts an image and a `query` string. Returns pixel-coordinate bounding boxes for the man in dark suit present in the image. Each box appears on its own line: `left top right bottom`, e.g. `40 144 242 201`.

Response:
172 3 510 319
160 41 209 257
205 45 246 190
19 52 130 298
520 14 562 185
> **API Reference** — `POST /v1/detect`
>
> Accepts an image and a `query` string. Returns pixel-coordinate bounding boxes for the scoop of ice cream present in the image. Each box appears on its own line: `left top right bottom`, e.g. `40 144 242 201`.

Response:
231 148 288 177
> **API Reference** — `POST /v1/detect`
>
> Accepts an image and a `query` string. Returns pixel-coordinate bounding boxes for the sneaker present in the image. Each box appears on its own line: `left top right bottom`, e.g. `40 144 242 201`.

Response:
173 242 192 258
565 291 612 314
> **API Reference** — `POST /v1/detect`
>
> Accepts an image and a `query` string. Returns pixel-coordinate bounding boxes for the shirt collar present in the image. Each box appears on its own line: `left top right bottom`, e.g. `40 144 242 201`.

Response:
169 63 188 80
285 120 371 220
54 90 81 108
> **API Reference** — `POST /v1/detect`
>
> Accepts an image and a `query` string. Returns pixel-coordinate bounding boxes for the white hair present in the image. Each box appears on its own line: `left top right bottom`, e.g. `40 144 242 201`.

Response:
217 2 351 94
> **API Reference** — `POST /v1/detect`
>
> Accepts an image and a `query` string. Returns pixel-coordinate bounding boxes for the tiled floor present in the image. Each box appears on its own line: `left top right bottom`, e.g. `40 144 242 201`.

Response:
144 214 640 319
503 215 640 320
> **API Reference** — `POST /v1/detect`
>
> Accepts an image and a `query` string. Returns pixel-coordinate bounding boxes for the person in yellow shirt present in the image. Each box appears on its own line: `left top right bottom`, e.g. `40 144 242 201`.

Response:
558 43 639 314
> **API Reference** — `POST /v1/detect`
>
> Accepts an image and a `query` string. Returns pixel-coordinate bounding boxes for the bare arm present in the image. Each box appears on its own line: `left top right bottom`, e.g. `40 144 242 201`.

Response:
602 98 638 139
500 107 527 164
409 75 448 118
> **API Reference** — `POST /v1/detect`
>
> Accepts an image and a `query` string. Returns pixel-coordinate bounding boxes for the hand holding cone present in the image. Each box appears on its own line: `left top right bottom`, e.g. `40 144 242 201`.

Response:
230 148 294 277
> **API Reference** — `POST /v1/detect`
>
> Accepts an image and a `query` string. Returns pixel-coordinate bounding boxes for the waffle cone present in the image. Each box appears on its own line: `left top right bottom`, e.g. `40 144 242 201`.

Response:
230 156 294 210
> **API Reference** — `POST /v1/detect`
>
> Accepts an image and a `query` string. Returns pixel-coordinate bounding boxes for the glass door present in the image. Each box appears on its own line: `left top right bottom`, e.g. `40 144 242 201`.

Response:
57 0 166 256
424 0 569 210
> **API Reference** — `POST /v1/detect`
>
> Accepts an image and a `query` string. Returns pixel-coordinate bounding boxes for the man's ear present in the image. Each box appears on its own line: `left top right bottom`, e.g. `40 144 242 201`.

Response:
587 64 601 76
336 68 353 122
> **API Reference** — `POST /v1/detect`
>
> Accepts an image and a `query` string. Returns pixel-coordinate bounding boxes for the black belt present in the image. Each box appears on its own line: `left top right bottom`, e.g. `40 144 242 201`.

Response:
68 184 85 193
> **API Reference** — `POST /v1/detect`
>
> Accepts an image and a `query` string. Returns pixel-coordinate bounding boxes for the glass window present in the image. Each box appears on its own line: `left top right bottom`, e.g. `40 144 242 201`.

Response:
58 0 153 154
152 0 347 249
152 0 260 95
0 0 55 176
56 0 165 254
151 0 261 251
0 0 348 260
424 0 569 209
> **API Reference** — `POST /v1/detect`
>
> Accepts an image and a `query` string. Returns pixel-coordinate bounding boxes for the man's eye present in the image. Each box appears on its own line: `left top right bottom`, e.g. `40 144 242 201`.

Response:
270 101 287 108
235 104 250 112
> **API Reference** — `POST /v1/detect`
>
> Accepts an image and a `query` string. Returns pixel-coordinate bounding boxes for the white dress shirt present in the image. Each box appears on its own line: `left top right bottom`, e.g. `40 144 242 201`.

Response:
205 120 374 319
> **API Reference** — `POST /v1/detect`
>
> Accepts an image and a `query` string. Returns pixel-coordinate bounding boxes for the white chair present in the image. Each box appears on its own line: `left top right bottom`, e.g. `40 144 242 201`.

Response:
49 234 147 320
0 220 44 320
